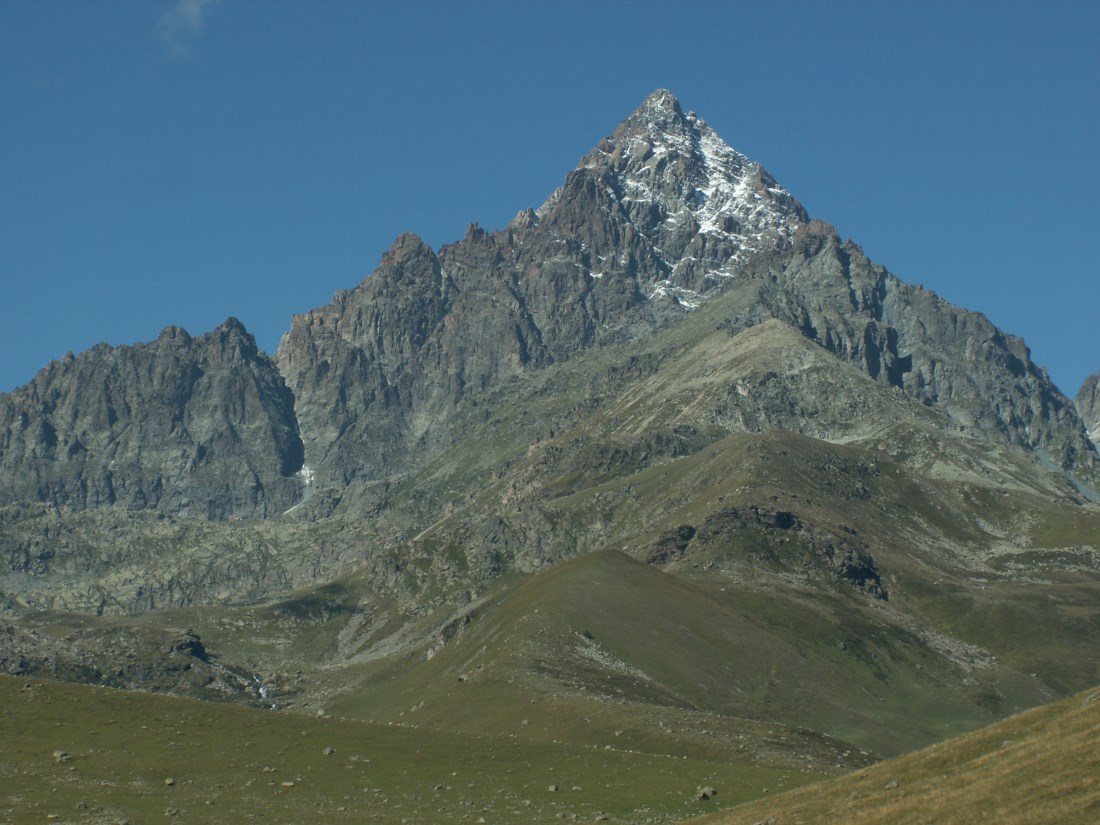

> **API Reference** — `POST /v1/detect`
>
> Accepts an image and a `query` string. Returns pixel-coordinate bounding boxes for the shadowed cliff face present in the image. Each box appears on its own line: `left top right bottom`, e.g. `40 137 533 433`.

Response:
0 318 303 519
1079 371 1100 446
274 231 547 484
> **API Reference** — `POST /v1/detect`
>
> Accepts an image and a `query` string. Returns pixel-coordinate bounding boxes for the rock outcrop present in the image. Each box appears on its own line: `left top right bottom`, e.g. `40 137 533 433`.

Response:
0 318 303 518
0 618 264 702
1078 370 1100 445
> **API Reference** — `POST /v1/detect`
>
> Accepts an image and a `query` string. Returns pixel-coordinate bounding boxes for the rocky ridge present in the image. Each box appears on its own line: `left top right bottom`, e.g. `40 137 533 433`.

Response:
0 618 263 703
277 90 1093 489
0 89 1093 526
725 224 1093 467
274 91 814 485
4 91 1089 519
0 318 303 519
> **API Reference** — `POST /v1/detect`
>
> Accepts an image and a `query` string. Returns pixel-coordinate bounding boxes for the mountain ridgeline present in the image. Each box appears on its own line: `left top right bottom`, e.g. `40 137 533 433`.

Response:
3 91 1099 824
3 90 1093 518
0 318 303 519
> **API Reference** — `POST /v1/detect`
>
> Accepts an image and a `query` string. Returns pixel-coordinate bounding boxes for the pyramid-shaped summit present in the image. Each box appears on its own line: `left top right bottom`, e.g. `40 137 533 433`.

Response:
529 89 808 303
278 91 823 485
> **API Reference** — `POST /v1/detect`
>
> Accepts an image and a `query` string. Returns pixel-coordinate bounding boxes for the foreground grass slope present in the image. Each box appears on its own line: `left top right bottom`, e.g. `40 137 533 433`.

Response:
0 674 828 825
689 684 1100 825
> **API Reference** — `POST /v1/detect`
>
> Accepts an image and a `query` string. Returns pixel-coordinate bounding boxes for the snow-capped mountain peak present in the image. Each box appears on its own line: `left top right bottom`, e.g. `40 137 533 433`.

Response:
613 90 806 252
532 90 808 296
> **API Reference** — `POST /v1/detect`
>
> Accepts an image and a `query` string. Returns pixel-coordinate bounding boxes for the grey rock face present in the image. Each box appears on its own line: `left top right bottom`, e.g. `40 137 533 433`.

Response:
279 90 1092 485
732 224 1094 467
277 230 548 484
2 89 1089 522
531 88 808 298
0 318 303 518
277 92 815 486
1078 371 1100 445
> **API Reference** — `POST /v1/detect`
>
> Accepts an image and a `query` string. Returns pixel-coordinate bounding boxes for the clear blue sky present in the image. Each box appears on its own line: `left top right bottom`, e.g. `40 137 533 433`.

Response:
2 1 1097 398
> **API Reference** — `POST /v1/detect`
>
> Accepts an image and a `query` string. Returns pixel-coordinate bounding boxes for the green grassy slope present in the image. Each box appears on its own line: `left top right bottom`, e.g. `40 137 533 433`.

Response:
0 674 826 825
320 548 1058 758
689 683 1100 825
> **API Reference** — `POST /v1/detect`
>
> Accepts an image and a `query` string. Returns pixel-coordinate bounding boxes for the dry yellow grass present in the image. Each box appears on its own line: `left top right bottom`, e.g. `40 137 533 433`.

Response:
687 685 1100 825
